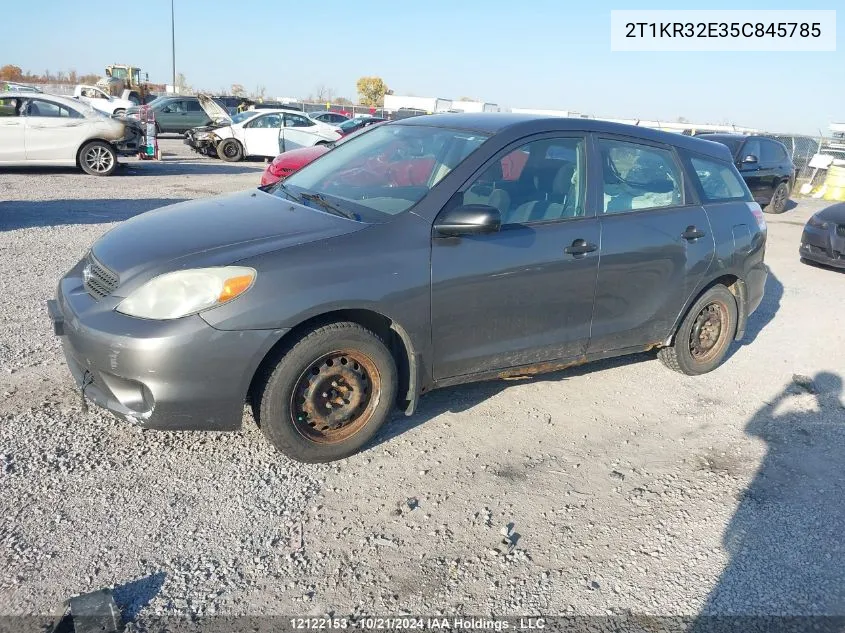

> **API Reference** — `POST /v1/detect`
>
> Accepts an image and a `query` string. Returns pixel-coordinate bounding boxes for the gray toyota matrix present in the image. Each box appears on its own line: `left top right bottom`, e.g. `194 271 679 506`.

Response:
48 114 768 463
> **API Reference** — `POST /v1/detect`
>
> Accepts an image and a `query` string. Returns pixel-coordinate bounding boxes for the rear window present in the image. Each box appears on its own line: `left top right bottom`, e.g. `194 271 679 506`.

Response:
690 156 751 202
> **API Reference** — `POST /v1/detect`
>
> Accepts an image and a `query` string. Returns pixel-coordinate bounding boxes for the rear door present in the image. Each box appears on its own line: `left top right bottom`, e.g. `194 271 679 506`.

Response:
430 133 601 379
23 98 87 162
282 113 321 151
241 113 283 157
0 97 26 161
587 135 713 354
761 138 793 187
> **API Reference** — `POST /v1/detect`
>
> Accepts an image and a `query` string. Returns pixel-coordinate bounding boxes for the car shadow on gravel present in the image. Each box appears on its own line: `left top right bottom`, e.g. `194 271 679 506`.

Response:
121 162 263 176
112 572 166 622
692 371 845 620
725 270 784 360
372 353 653 448
0 198 189 230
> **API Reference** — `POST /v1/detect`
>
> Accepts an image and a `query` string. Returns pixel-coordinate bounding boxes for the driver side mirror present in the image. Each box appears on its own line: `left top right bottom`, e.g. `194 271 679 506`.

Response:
742 154 758 164
434 204 501 237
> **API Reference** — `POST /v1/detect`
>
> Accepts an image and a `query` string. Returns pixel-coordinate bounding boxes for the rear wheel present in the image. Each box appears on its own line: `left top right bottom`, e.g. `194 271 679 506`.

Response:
765 181 790 214
255 322 397 463
216 138 243 162
658 285 737 375
79 141 118 176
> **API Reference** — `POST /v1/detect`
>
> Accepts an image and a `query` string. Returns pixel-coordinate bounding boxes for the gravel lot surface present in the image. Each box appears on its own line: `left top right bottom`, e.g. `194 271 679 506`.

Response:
1 140 844 625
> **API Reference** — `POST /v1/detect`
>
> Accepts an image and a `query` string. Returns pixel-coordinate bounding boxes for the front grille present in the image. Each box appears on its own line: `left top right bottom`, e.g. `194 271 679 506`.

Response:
837 224 845 237
83 254 119 300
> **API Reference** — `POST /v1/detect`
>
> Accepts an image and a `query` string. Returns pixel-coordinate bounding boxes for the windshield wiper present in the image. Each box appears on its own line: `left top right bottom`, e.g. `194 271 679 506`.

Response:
300 192 357 220
273 182 303 203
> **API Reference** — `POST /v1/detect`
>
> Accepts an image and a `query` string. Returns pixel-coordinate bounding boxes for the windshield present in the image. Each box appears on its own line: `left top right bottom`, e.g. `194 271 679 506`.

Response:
231 111 257 124
276 124 489 221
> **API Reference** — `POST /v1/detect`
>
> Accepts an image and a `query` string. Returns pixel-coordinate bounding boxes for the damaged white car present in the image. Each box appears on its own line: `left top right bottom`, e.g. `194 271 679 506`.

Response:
73 85 135 117
184 95 341 162
0 91 143 176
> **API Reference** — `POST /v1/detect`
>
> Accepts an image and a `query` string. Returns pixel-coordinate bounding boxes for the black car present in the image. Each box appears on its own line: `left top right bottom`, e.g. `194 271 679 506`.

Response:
697 134 795 214
800 202 845 269
49 114 767 463
338 116 388 136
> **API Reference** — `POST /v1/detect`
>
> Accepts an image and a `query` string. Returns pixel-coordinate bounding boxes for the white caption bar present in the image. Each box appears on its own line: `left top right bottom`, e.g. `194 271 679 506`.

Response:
611 10 836 52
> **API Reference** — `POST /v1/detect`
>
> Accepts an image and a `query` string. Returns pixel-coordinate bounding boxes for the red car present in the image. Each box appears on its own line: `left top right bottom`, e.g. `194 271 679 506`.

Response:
260 121 388 187
260 145 329 186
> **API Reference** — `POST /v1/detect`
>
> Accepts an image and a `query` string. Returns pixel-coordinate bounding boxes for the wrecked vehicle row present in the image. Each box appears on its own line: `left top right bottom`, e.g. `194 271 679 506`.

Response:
184 95 341 162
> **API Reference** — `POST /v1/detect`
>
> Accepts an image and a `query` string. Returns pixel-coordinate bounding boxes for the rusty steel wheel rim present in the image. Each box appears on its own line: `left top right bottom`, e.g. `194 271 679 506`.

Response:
689 301 729 362
290 350 381 444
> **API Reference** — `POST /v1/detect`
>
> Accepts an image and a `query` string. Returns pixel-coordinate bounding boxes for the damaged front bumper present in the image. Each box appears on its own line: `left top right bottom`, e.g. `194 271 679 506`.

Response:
184 125 225 156
113 120 144 156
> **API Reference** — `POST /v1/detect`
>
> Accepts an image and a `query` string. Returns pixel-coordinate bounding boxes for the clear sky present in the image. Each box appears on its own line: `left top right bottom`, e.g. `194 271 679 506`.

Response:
1 0 841 134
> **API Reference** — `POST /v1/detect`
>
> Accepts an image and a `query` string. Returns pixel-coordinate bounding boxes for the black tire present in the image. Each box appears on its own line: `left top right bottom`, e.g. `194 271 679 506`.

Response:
216 138 243 162
765 181 790 214
658 285 737 376
78 141 118 176
113 108 125 117
255 322 398 463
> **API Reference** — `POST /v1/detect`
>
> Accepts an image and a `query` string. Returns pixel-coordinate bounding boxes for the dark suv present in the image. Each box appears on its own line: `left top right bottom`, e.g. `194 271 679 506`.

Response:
48 115 768 463
124 95 224 134
697 134 795 213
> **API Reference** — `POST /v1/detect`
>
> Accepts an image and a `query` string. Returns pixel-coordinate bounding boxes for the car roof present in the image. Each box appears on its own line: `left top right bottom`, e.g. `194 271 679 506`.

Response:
398 113 734 160
0 91 88 109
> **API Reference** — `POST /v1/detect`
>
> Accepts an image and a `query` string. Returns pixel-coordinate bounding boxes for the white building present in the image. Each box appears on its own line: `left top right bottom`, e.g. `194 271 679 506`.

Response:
450 100 499 113
383 95 452 113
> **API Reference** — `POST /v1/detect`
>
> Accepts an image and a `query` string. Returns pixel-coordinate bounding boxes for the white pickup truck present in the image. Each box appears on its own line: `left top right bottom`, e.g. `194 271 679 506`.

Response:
73 85 135 116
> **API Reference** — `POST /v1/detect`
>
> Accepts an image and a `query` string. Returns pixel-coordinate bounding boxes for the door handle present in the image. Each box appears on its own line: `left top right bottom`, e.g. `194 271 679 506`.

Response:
564 239 598 256
682 226 706 241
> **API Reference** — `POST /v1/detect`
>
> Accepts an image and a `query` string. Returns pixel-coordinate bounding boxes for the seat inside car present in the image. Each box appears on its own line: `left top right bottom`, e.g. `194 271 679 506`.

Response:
462 160 511 215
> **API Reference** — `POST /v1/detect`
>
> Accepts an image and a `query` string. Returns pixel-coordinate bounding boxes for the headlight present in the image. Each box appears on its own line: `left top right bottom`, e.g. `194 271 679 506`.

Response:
807 214 829 229
116 267 256 320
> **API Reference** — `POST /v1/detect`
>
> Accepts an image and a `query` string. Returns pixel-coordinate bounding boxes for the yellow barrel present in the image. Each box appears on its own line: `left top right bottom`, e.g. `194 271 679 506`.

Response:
822 165 845 201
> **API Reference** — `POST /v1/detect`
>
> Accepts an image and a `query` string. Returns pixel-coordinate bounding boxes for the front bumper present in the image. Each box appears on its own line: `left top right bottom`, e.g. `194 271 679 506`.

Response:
800 224 845 269
48 271 284 431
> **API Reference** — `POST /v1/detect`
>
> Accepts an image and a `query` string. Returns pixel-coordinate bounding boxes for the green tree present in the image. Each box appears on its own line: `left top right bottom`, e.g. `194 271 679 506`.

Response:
356 76 388 107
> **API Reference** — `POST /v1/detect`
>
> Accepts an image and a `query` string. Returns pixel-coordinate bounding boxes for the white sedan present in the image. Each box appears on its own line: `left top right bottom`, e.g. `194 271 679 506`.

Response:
184 95 342 162
0 91 143 176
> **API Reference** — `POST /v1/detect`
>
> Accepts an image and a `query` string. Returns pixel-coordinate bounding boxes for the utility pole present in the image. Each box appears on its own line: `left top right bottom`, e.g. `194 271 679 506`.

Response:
171 0 176 92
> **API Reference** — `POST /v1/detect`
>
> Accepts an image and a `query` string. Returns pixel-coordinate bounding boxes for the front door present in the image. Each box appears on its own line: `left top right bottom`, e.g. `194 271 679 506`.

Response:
23 98 87 162
587 136 714 354
430 134 600 380
281 112 320 152
241 113 283 157
736 137 773 204
0 97 26 161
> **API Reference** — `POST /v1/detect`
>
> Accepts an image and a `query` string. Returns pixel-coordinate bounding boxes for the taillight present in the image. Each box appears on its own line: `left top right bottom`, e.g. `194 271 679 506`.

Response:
747 202 766 232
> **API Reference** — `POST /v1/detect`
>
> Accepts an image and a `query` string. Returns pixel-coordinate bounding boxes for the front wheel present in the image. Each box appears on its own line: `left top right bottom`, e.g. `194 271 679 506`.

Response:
216 138 243 162
658 285 737 375
765 181 790 214
79 141 118 176
113 108 125 117
255 322 398 463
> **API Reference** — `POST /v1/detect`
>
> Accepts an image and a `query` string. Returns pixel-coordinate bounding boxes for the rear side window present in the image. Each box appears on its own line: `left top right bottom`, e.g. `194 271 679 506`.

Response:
598 138 683 213
690 156 750 202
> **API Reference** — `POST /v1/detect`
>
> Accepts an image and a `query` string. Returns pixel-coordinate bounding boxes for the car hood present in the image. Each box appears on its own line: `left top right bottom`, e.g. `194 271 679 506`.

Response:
272 145 331 167
198 93 232 124
814 202 845 223
91 189 366 293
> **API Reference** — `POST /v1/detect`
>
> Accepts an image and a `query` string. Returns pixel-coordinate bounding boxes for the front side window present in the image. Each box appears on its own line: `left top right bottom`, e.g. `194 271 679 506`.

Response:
741 138 762 161
279 124 489 220
248 114 282 129
690 156 751 202
462 136 586 225
24 99 82 118
761 140 787 164
187 100 203 112
599 138 683 213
